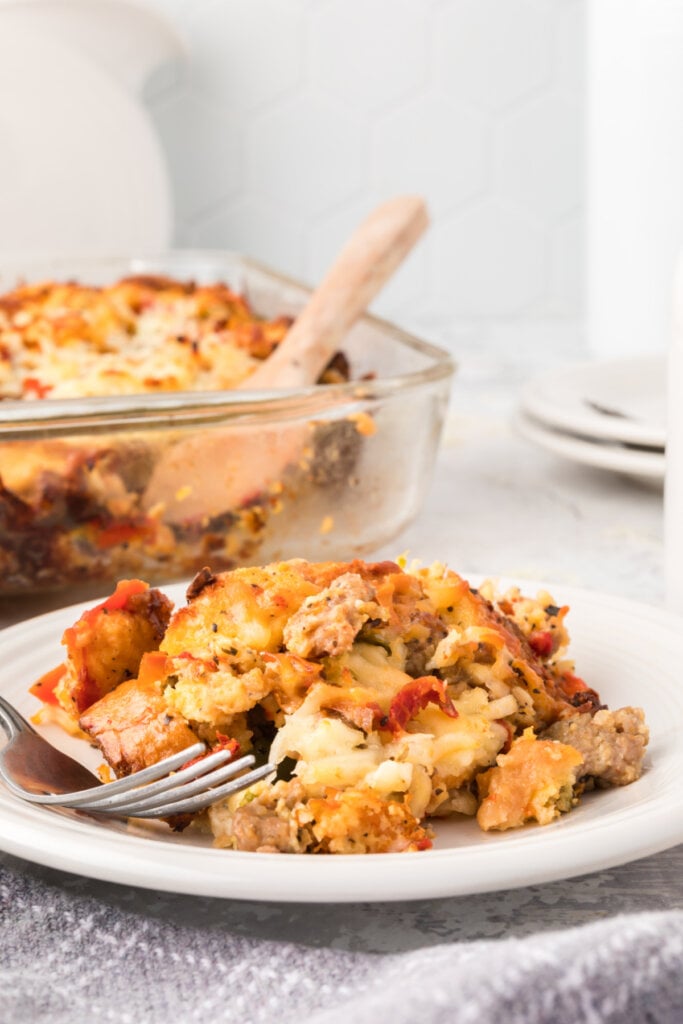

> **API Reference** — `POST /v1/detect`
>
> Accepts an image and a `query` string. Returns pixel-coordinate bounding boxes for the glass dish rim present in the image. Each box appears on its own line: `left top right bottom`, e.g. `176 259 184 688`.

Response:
0 250 455 439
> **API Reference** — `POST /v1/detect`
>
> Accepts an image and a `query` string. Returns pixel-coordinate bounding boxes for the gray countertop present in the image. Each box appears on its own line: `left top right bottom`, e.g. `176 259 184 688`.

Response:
1 323 680 958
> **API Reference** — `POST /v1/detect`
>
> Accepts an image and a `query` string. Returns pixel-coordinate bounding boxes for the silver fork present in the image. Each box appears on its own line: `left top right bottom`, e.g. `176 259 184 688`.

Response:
0 694 274 818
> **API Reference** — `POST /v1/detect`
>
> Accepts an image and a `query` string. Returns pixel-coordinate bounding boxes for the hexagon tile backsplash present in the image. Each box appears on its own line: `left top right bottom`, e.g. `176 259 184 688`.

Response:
143 0 584 343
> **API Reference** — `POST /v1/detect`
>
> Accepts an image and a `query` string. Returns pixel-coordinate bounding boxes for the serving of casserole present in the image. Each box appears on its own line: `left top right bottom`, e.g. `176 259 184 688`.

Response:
31 557 649 854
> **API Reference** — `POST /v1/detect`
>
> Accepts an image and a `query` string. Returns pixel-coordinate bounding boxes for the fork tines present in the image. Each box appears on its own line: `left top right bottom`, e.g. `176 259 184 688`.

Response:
85 750 275 818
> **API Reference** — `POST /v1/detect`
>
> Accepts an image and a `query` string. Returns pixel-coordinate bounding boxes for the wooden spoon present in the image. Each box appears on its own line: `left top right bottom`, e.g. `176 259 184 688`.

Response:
142 196 429 524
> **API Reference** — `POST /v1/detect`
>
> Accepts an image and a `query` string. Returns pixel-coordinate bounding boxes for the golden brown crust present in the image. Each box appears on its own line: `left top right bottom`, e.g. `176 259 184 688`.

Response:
56 580 173 716
0 276 291 399
476 730 584 831
78 674 198 776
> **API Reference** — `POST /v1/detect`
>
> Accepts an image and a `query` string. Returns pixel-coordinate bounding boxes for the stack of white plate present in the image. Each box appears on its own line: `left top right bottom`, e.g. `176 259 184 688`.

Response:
516 354 667 486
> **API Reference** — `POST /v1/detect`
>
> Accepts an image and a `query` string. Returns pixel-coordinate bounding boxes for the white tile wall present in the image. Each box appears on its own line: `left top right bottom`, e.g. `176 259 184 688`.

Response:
143 0 585 336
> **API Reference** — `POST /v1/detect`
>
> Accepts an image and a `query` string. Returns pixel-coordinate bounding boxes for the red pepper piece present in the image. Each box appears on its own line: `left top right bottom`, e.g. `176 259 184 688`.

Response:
29 663 67 706
528 630 555 657
22 377 53 398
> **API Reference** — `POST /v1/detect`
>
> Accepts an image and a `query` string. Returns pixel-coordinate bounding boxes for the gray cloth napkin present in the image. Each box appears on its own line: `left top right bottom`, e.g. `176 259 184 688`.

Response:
1 862 681 1024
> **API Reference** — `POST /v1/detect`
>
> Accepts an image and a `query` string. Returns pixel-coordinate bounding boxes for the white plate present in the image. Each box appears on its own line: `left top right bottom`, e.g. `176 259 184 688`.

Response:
0 25 171 260
520 355 667 450
515 410 666 487
1 580 682 901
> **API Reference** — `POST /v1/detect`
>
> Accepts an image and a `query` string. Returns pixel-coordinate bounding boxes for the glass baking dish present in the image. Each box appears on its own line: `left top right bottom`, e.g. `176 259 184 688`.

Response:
0 252 454 601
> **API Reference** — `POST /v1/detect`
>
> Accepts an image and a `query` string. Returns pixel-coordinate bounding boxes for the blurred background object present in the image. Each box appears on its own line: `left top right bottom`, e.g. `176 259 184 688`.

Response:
3 0 678 492
587 0 683 359
0 0 182 258
0 0 587 366
0 0 185 96
665 251 683 611
140 0 584 357
8 1 683 365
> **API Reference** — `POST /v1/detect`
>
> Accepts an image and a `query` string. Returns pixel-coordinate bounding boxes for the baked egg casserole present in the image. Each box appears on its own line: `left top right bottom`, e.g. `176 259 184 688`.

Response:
0 273 371 594
31 557 649 853
0 274 294 398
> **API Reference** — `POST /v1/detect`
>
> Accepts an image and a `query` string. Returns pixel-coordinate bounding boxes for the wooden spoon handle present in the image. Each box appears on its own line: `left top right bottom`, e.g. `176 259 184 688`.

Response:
143 196 429 522
243 195 429 390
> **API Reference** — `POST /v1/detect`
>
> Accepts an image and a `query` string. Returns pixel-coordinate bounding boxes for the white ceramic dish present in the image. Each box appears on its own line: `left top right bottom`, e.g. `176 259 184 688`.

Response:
0 0 185 96
520 355 667 450
0 576 680 903
515 411 666 487
0 26 171 260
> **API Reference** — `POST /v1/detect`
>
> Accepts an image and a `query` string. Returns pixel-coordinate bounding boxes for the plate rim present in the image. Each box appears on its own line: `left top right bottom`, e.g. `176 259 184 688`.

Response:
520 354 666 450
514 410 666 482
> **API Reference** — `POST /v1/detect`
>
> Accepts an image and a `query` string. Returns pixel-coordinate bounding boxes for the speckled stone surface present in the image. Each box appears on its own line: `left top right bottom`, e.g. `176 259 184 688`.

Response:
2 844 682 953
0 325 679 985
